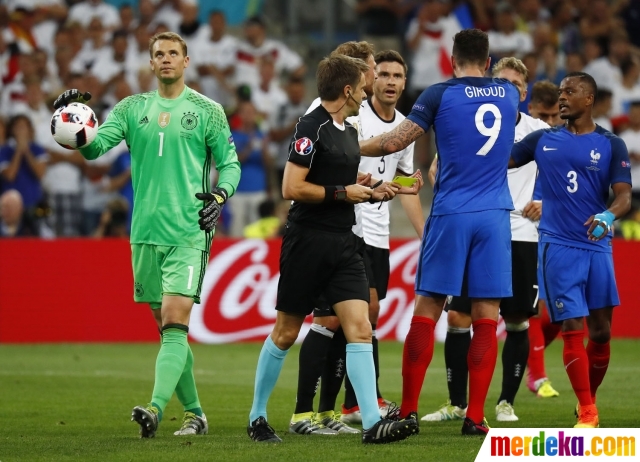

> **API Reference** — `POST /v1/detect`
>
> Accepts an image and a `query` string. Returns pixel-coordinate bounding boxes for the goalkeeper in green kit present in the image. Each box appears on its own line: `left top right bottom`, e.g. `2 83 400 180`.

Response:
53 32 241 438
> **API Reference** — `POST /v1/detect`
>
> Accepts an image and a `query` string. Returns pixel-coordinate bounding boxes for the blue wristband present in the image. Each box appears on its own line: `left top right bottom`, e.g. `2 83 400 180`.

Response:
591 210 615 238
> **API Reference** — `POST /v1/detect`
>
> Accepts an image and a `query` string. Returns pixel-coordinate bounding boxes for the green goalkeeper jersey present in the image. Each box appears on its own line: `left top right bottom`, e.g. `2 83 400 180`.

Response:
79 86 241 251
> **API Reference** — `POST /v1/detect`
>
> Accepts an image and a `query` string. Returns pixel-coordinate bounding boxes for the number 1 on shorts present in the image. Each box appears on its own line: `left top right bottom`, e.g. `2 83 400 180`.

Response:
187 265 194 290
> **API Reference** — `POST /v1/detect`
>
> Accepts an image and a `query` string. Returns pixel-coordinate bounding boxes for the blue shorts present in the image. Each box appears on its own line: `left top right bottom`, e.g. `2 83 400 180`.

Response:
415 210 512 299
538 242 619 322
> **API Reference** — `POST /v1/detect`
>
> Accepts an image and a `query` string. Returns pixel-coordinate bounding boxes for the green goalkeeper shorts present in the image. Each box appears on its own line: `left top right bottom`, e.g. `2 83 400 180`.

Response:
131 244 209 308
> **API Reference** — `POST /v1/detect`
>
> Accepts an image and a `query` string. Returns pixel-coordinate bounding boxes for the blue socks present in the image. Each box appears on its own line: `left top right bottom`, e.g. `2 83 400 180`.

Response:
249 336 289 424
346 343 380 429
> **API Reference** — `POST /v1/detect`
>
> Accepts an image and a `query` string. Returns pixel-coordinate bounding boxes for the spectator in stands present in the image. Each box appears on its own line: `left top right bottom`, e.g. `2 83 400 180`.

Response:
582 37 604 69
105 150 133 231
565 51 586 74
151 0 182 32
487 2 533 58
514 0 542 33
619 101 640 202
251 57 287 125
93 196 129 238
537 43 565 86
578 0 618 47
235 15 306 89
178 0 201 40
584 30 632 89
137 0 156 28
243 198 281 239
519 52 538 113
89 29 136 97
80 143 123 236
70 17 108 74
1 52 39 116
227 100 271 237
13 76 83 236
405 0 460 98
548 0 580 54
190 10 238 109
612 58 640 118
0 115 46 211
6 2 39 55
30 0 68 59
268 75 307 189
355 0 401 53
67 0 120 31
0 188 49 237
593 88 614 132
118 4 137 35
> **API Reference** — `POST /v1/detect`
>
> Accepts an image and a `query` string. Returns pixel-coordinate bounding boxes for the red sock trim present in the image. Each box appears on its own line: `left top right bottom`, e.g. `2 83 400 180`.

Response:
562 330 592 407
527 316 546 381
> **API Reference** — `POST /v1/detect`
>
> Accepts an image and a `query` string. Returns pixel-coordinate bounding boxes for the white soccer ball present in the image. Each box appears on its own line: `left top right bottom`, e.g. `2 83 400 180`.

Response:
51 102 98 149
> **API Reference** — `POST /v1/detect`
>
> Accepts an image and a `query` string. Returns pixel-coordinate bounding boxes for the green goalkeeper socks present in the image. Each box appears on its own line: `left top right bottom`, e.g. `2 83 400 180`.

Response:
151 326 189 415
175 344 203 416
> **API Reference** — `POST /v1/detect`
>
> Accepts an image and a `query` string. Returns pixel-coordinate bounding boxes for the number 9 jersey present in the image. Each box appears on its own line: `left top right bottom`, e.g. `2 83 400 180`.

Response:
407 77 519 216
79 87 241 251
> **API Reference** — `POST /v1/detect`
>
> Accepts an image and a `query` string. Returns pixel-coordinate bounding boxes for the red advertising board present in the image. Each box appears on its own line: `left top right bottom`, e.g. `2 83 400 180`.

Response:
1 238 639 343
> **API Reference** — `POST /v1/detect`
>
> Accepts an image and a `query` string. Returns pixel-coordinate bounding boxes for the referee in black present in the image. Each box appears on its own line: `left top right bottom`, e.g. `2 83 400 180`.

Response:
247 54 418 444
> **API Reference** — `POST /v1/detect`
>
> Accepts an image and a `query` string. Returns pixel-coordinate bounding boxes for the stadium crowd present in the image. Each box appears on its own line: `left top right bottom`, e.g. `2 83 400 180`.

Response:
1 0 640 239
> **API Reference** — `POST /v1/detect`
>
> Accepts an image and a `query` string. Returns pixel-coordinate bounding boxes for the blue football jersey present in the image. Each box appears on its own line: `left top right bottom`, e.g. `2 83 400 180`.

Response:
408 77 520 215
511 125 632 252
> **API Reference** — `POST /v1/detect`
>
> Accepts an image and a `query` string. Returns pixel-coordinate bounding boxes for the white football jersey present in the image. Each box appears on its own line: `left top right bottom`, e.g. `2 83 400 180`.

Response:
509 113 549 242
352 99 414 249
304 97 414 248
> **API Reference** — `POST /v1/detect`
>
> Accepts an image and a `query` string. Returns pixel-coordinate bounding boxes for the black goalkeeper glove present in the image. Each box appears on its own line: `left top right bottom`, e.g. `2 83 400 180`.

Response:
196 187 228 232
53 89 92 109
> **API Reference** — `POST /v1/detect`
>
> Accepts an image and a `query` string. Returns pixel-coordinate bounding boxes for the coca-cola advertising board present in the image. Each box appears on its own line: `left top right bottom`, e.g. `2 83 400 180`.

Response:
1 238 639 343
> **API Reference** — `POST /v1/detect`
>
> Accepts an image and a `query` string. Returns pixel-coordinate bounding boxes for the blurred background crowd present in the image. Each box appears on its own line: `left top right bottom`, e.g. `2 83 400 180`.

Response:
2 0 640 240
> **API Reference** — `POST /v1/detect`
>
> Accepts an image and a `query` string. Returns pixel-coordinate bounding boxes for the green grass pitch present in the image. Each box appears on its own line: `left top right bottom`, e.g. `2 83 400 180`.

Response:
1 340 638 461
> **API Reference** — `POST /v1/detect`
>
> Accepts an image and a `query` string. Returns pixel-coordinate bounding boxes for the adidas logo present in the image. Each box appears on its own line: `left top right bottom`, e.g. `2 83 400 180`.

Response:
139 116 149 125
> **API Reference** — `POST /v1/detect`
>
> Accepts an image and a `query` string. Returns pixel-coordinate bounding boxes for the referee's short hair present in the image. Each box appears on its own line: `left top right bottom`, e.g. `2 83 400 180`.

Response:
317 55 370 102
331 41 375 62
492 57 529 83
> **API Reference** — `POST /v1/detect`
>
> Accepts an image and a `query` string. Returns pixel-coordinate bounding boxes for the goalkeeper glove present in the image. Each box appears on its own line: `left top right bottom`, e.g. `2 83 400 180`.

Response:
53 89 92 109
590 210 615 239
196 187 228 232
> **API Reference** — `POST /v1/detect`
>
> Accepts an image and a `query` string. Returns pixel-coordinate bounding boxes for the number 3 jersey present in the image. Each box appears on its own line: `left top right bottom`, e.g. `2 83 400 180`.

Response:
408 77 520 215
79 87 241 250
351 98 414 249
511 125 631 251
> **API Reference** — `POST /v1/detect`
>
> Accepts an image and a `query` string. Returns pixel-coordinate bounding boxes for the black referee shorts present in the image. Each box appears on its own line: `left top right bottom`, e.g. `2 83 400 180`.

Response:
313 243 390 317
446 240 538 318
276 222 370 316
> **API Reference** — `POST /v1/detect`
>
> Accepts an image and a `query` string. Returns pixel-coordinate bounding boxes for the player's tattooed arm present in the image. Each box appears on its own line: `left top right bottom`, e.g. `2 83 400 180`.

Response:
359 119 425 157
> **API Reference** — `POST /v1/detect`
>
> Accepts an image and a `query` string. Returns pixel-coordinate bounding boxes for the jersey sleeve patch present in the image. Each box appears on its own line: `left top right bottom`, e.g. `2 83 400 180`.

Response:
294 137 313 155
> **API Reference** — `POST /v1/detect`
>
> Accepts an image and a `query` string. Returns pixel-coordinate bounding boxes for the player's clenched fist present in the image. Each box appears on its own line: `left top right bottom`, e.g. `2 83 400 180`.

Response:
196 187 228 232
53 89 92 109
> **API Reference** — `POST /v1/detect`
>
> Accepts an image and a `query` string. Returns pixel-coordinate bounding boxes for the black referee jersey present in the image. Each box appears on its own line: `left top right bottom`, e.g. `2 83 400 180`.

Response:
286 105 361 232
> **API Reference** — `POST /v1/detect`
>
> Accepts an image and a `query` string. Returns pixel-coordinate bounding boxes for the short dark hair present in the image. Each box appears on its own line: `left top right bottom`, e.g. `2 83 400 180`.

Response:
452 29 489 68
317 55 369 101
245 15 265 28
258 199 276 218
374 50 407 75
563 71 597 97
530 80 559 107
331 41 375 62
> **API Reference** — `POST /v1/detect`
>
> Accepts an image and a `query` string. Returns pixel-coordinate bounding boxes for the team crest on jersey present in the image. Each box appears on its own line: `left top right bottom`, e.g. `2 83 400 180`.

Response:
622 160 631 168
294 137 313 155
134 282 144 297
181 112 198 130
158 112 171 128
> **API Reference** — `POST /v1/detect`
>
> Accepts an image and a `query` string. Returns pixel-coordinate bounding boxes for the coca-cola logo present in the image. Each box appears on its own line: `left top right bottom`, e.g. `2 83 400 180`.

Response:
190 239 428 344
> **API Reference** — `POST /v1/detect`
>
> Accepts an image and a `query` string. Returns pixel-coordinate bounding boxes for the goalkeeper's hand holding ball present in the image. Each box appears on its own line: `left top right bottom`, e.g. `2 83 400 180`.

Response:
53 89 92 109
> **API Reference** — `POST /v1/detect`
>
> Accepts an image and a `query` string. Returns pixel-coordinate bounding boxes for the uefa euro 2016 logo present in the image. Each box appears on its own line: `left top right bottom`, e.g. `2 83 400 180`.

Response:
294 137 313 155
